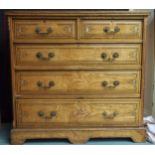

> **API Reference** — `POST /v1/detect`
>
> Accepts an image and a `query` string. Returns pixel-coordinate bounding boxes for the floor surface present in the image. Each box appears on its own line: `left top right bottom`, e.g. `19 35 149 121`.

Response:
0 123 152 145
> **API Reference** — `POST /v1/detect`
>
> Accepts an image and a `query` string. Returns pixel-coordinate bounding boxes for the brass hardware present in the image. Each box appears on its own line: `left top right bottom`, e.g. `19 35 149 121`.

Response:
35 27 52 34
102 81 120 88
101 52 119 62
38 111 44 117
36 52 42 59
102 111 118 119
48 52 55 58
101 53 107 59
50 111 57 117
112 52 119 58
103 27 110 33
37 81 55 89
36 52 55 60
102 81 108 87
114 26 120 33
103 26 120 34
44 111 57 119
113 81 120 86
38 111 57 119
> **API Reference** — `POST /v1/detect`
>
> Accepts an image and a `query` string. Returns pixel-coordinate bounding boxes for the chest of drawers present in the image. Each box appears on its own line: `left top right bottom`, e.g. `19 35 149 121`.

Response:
7 10 150 144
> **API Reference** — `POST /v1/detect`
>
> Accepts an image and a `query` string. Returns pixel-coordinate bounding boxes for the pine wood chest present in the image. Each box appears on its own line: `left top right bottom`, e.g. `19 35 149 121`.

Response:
7 10 150 144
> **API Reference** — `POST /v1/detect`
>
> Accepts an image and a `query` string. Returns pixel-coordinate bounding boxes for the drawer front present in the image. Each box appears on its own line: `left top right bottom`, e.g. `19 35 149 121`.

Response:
16 71 140 97
13 20 76 41
16 99 141 128
80 20 142 41
15 44 141 69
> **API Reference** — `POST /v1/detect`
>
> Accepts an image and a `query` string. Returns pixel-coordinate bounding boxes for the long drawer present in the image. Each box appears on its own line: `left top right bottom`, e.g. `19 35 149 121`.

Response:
13 20 76 41
80 20 142 41
16 99 141 128
14 44 141 69
16 71 141 97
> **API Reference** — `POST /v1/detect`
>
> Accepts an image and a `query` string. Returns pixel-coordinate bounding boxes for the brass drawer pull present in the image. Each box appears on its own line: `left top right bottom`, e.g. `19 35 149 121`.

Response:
38 111 44 117
103 26 120 34
50 111 57 117
101 81 108 87
37 81 55 89
102 111 118 119
35 27 52 35
101 53 107 59
38 111 57 119
36 52 55 60
102 80 120 88
113 80 120 87
112 52 119 59
101 52 119 61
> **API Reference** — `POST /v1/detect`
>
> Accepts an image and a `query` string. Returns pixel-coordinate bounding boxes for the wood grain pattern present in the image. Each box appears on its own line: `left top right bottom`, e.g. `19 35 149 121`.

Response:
6 10 150 18
13 20 76 41
10 128 146 144
16 71 141 96
80 20 142 41
16 99 141 128
12 19 144 43
8 17 17 128
14 44 141 69
6 10 149 144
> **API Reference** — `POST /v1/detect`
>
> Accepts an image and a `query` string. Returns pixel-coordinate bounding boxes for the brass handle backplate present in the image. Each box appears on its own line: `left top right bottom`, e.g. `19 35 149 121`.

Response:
103 26 120 34
112 52 119 59
113 80 120 87
102 80 120 88
36 52 55 60
35 27 52 35
101 53 107 59
37 81 55 89
38 111 44 117
101 52 119 61
38 111 57 119
102 111 118 119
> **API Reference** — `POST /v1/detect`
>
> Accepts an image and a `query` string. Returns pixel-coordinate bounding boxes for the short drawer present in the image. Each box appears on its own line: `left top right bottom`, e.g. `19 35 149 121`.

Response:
80 20 142 41
13 20 76 41
16 99 141 128
14 44 141 69
16 71 140 97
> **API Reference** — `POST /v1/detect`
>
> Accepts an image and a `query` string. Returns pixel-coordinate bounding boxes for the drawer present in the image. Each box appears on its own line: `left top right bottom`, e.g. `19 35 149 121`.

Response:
16 99 141 128
16 71 140 97
14 44 141 69
80 20 142 41
13 20 76 41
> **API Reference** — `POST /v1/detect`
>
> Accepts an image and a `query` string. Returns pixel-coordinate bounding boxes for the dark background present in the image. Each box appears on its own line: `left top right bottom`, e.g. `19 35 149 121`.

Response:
0 9 12 123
